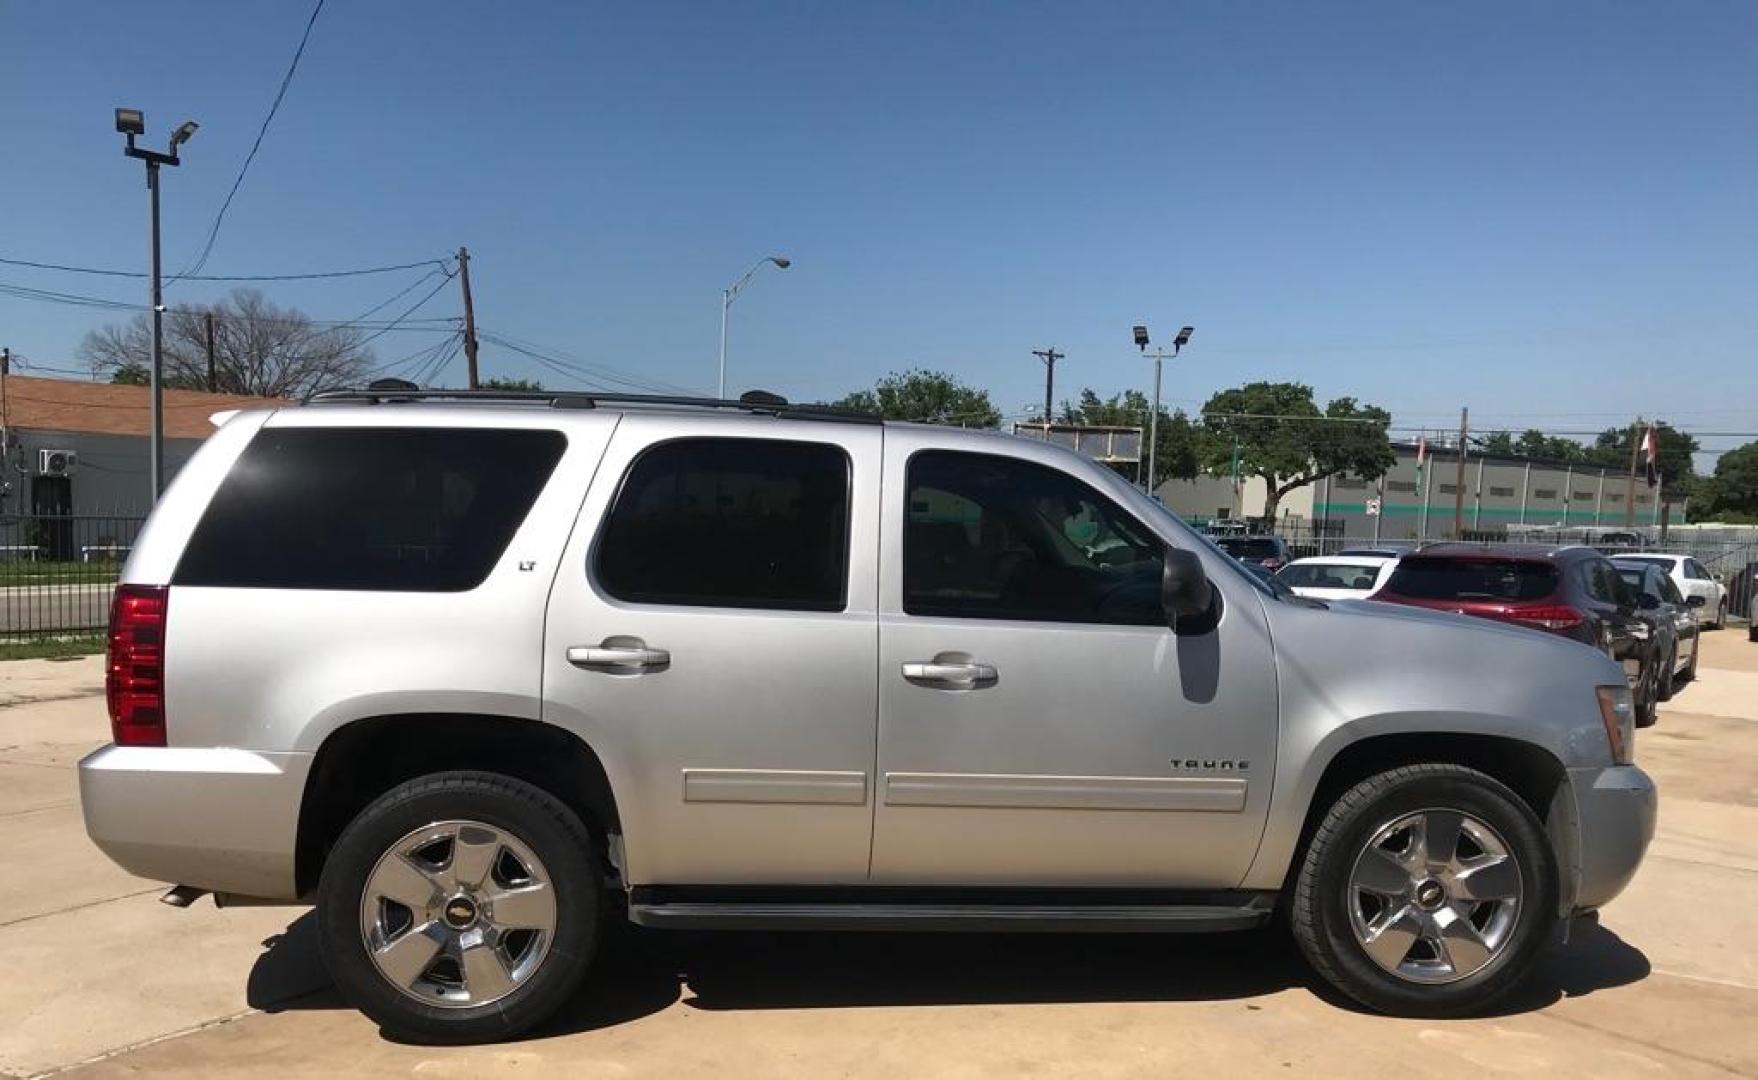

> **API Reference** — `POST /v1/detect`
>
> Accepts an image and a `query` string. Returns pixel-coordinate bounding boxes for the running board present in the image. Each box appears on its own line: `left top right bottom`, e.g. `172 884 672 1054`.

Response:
627 902 1271 933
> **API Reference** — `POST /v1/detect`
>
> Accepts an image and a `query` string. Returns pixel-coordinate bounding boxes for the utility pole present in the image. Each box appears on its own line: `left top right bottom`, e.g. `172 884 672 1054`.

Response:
1453 406 1468 539
457 246 480 389
204 312 217 392
1 348 10 514
1031 347 1063 440
1624 418 1641 529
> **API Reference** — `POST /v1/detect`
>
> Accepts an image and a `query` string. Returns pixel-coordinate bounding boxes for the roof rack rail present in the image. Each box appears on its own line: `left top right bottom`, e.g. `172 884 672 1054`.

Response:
306 386 881 424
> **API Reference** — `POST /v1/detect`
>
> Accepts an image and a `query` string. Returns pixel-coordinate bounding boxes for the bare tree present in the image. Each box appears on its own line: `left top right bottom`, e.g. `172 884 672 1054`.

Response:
80 288 376 399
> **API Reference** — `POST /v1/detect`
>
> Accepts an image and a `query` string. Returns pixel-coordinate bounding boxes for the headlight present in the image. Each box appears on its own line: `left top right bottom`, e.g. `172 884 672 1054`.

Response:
1596 685 1635 765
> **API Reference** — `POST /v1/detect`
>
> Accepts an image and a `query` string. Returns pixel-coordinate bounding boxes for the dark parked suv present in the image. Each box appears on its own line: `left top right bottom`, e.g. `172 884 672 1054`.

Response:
1214 534 1291 571
1373 544 1660 725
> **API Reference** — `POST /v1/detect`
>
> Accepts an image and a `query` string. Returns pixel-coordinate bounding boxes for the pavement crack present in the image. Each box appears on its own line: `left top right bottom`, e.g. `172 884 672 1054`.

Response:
0 887 162 930
27 1006 261 1079
1531 1007 1753 1076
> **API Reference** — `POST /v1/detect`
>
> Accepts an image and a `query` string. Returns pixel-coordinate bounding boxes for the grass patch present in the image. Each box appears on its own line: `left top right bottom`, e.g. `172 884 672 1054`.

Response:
0 561 122 586
0 635 106 661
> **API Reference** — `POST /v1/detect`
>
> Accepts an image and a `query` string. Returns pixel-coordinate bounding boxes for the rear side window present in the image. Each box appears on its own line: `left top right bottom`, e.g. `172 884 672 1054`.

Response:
1277 563 1382 591
595 438 850 611
1383 557 1558 601
176 427 566 591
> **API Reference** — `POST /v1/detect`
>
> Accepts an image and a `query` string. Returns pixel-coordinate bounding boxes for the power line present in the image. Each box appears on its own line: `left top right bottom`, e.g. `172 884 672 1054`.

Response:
351 272 457 349
173 0 327 281
475 329 705 396
0 253 450 282
0 276 458 330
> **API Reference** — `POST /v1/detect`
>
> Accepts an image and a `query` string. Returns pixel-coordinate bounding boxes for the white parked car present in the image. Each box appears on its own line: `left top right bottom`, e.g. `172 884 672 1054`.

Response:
1614 554 1729 628
1275 554 1399 600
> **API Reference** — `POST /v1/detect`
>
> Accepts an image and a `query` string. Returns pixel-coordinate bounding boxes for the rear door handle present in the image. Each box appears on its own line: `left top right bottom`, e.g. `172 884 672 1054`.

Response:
902 653 998 690
568 638 671 673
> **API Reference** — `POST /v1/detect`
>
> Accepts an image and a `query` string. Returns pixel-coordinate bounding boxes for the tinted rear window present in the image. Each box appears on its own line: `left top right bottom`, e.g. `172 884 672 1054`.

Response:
175 427 566 591
1383 557 1558 601
595 438 850 611
1218 537 1281 559
1278 563 1382 590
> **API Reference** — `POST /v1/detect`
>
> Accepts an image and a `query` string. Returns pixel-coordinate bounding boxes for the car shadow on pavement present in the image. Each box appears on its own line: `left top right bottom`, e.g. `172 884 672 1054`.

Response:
244 909 1651 1041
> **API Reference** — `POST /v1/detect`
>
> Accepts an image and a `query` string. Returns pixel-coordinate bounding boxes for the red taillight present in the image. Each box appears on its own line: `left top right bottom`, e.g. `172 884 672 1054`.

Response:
107 585 169 747
1502 604 1585 631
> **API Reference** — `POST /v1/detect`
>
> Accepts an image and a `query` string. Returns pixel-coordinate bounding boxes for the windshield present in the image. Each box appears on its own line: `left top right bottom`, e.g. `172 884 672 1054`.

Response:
1216 537 1282 560
1278 563 1383 590
1383 557 1558 601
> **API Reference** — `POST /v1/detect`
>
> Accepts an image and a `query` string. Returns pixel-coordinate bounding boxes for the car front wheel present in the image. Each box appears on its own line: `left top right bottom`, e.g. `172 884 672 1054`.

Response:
318 771 601 1043
1291 763 1557 1017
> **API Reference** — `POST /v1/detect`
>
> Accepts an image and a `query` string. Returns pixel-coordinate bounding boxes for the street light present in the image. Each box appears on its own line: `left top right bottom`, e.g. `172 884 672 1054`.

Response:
1134 323 1194 494
116 107 198 505
718 255 790 399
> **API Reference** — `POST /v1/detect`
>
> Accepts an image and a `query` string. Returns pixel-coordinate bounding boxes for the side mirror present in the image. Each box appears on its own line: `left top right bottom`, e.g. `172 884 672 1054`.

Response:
1162 548 1215 631
1687 594 1707 608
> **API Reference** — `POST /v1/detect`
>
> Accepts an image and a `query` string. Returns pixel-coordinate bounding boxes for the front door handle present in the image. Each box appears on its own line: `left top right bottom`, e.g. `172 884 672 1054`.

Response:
902 652 998 690
568 637 671 674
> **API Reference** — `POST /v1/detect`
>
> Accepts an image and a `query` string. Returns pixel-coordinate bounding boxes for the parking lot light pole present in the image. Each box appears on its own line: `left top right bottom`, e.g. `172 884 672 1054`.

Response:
116 108 198 504
1133 324 1193 494
718 255 790 399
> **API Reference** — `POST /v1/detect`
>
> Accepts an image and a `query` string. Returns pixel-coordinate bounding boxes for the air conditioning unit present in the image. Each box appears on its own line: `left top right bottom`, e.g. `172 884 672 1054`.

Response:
38 449 79 476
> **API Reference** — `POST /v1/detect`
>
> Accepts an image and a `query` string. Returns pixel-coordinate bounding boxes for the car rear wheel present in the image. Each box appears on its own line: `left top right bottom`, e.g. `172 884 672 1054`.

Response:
1635 662 1659 728
318 771 601 1043
1291 764 1556 1017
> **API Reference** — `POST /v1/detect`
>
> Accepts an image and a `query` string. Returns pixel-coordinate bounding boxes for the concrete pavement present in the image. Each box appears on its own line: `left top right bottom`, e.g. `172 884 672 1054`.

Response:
2 632 1755 1078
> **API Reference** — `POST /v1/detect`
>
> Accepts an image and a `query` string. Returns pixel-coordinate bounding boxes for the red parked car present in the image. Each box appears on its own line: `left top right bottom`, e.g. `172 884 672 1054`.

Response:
1371 544 1660 725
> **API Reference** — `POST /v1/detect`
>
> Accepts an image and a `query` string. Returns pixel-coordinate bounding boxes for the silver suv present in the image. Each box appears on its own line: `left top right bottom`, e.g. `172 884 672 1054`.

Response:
81 389 1656 1041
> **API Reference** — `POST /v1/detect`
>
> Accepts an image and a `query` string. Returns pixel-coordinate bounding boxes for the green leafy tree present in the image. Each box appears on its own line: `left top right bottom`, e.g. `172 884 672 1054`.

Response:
834 369 1000 427
481 377 544 391
1584 421 1698 489
1060 388 1198 487
109 362 150 386
1480 429 1589 462
1697 441 1758 521
1198 382 1395 526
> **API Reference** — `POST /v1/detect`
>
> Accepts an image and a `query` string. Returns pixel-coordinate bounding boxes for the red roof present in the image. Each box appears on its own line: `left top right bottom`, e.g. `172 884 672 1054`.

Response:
0 375 282 440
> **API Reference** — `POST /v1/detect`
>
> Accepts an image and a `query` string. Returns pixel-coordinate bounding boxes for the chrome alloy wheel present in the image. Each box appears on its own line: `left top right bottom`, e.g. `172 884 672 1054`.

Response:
360 820 558 1008
1345 808 1523 984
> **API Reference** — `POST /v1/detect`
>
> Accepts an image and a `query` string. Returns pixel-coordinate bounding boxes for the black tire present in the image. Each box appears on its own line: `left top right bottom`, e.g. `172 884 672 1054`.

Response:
1657 645 1676 702
1290 764 1557 1018
1716 601 1727 630
1635 662 1659 728
1679 638 1698 683
318 771 601 1043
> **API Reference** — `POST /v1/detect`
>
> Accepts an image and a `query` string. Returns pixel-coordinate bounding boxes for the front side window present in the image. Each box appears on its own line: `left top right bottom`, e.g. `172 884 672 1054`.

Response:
176 427 566 591
904 450 1163 625
596 438 850 611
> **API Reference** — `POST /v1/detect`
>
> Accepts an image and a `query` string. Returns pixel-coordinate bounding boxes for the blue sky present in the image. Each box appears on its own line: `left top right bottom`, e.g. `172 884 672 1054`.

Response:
2 1 1754 464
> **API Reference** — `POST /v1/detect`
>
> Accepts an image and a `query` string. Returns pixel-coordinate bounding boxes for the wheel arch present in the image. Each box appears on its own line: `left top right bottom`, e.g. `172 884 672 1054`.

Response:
1263 729 1576 913
295 713 623 898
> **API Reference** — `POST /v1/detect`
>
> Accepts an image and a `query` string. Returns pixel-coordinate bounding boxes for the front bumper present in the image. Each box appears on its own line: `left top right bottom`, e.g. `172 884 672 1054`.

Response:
1568 764 1658 912
79 745 313 900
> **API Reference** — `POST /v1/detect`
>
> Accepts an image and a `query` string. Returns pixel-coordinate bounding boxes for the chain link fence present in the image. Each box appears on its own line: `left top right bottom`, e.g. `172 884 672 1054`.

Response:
1 516 144 641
